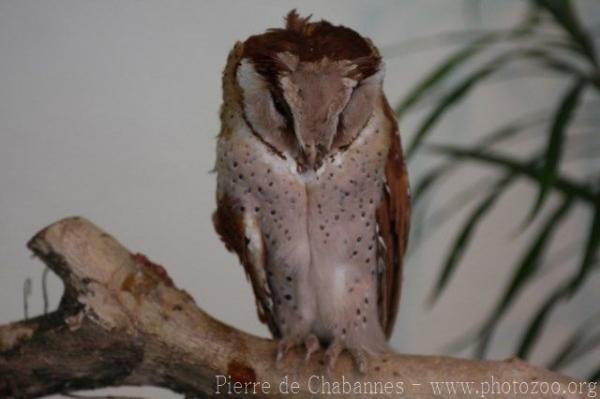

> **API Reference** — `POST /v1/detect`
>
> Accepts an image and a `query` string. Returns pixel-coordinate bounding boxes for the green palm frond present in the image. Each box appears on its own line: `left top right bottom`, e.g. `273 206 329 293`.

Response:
396 0 599 377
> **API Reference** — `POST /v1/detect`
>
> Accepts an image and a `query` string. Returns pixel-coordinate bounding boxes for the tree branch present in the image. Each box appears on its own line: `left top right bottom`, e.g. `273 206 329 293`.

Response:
0 217 590 398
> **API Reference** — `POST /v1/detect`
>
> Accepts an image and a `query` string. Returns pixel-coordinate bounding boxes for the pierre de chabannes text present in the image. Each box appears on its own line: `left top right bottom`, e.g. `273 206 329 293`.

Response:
215 374 598 397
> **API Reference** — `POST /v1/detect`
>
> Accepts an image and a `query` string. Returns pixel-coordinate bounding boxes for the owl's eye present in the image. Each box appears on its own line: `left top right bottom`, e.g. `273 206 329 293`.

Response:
270 91 294 128
333 81 377 149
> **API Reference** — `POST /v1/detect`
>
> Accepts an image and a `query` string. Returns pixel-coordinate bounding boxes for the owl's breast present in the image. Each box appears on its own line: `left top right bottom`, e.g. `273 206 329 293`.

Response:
300 121 391 339
217 106 391 268
216 128 312 265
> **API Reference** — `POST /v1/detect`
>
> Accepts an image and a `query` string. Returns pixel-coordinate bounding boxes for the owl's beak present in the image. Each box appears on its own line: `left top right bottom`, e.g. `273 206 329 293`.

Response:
300 142 329 170
303 144 318 167
295 122 334 169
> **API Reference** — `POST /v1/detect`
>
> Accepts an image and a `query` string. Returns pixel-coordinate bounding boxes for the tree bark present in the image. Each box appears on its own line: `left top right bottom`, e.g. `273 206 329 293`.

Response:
0 217 590 398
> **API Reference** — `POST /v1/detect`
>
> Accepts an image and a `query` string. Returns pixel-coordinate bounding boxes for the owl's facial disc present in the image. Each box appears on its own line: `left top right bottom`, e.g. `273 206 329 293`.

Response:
237 57 383 170
278 60 357 168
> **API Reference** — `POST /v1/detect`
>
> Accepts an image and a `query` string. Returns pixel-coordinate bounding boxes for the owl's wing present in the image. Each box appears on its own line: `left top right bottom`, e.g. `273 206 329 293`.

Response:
213 193 280 338
375 110 411 339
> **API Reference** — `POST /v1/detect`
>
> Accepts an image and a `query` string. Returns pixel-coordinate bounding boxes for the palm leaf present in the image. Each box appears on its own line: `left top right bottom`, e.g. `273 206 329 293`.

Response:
395 33 501 118
411 116 544 206
499 200 598 359
561 330 600 364
548 328 585 369
517 287 564 359
475 196 574 357
395 0 598 375
533 0 598 65
565 200 600 294
431 173 517 302
528 79 586 223
427 144 597 204
394 14 542 119
405 47 585 159
406 60 503 159
409 116 546 256
425 178 495 235
549 316 600 369
412 165 448 205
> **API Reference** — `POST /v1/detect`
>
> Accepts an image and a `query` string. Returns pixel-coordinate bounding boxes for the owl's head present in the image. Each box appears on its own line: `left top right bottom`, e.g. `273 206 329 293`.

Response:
222 10 384 170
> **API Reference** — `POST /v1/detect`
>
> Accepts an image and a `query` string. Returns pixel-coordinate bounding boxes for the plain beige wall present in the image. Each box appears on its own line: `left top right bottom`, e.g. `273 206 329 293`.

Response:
1 1 598 397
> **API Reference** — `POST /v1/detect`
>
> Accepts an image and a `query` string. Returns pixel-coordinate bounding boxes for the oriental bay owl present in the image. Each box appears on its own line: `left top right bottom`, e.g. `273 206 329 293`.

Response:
213 11 410 371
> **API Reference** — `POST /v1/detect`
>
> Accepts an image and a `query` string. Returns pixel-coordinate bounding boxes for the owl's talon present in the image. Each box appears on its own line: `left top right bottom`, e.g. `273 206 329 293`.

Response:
304 334 320 362
276 338 295 365
349 348 369 374
324 340 343 375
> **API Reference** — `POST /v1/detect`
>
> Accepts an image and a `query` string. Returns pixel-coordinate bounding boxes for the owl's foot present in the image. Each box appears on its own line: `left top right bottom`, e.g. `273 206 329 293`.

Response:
276 334 321 366
323 339 343 375
276 337 295 365
349 348 369 374
304 334 320 362
324 340 369 375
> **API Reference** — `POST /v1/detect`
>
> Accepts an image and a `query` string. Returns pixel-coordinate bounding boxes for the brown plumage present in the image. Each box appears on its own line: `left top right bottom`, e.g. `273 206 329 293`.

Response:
213 10 410 372
376 98 411 338
243 11 381 76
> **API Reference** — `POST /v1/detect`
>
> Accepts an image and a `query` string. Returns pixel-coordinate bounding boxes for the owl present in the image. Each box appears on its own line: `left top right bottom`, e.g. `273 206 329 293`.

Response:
213 10 410 372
